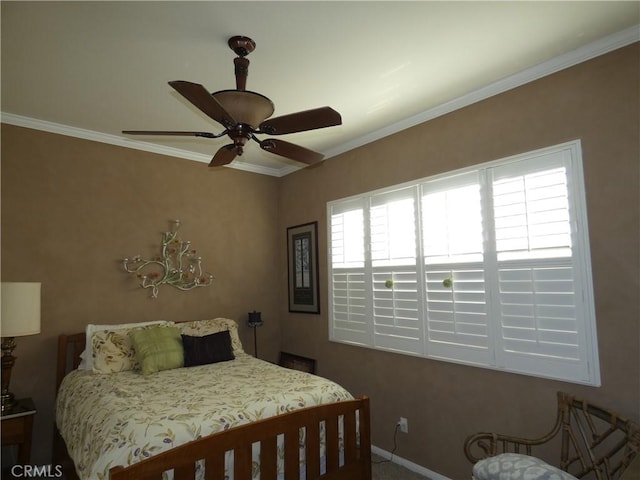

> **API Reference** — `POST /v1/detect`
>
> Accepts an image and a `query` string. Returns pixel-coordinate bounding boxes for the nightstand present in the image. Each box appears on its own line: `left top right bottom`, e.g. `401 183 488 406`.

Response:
1 397 36 464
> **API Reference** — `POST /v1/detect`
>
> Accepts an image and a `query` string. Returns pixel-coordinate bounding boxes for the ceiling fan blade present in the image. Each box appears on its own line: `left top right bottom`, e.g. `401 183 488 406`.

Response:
169 80 237 127
259 138 324 165
209 144 237 167
258 107 342 135
122 130 221 138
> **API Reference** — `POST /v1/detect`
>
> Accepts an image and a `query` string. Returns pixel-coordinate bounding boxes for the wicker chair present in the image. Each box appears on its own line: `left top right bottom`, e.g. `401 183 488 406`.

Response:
464 391 640 480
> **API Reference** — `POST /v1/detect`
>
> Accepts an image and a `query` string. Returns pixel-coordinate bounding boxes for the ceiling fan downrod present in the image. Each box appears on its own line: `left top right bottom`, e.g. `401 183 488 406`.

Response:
228 36 255 92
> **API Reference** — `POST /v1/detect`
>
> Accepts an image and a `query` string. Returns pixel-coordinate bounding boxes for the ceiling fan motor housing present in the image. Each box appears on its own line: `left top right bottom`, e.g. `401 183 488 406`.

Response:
229 124 253 155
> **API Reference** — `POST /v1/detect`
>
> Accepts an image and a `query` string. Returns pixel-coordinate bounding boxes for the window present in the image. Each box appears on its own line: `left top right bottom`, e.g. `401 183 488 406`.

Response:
327 141 600 385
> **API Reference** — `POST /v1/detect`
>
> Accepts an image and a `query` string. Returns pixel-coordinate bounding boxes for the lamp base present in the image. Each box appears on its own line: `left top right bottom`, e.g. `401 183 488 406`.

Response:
1 390 15 413
1 336 17 413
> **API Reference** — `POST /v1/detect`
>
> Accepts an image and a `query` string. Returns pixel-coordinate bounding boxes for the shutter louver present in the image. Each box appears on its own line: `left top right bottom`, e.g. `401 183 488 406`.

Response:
497 263 579 360
373 268 422 354
331 270 368 344
330 207 364 268
424 266 490 364
492 164 572 261
422 178 484 264
370 191 416 267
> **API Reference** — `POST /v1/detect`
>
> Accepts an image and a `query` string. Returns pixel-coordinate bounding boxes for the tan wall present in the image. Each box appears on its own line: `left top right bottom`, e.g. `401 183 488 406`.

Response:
0 127 283 464
279 43 640 478
2 42 638 478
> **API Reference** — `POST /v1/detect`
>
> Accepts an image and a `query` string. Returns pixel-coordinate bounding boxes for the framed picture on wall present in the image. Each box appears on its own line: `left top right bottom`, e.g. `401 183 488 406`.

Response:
287 221 320 314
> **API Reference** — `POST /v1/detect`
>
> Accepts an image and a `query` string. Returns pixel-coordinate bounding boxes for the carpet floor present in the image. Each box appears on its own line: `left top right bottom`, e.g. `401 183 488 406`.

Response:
371 454 430 480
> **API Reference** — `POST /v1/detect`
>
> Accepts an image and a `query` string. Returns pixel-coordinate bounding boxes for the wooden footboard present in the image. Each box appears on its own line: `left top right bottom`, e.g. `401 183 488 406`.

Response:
54 330 372 480
109 396 371 480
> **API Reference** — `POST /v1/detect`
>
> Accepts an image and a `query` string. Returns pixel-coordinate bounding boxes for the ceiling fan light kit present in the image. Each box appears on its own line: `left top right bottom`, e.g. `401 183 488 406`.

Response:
123 35 342 168
212 90 274 129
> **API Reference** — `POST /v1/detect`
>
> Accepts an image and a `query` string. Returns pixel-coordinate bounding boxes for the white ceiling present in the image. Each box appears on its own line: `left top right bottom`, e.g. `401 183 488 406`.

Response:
2 2 639 177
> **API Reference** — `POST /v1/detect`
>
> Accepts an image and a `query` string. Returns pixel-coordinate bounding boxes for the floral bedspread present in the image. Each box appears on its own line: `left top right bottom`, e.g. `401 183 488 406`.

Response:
56 353 353 480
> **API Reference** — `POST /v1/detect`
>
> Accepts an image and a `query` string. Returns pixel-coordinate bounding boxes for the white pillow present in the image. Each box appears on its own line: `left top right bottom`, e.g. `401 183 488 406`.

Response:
77 320 171 370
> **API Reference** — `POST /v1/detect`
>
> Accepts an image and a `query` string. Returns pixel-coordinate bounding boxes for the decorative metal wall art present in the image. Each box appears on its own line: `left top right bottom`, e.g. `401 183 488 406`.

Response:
123 220 213 298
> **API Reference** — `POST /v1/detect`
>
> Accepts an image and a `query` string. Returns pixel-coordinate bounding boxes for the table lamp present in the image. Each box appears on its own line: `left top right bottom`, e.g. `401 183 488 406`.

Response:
1 282 41 413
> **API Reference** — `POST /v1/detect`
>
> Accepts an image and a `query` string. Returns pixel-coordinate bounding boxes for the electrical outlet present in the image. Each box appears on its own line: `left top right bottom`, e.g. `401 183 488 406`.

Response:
397 416 408 433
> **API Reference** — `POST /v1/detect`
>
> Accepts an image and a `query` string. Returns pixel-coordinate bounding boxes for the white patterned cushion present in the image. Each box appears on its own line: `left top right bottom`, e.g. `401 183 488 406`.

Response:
92 323 176 373
91 329 139 373
473 454 578 480
78 320 171 370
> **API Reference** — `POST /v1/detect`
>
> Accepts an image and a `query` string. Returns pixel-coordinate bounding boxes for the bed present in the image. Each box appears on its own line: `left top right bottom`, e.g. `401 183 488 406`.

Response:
54 318 371 480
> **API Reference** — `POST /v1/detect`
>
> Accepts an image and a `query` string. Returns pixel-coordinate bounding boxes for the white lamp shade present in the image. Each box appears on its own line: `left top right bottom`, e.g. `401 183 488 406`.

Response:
1 282 41 337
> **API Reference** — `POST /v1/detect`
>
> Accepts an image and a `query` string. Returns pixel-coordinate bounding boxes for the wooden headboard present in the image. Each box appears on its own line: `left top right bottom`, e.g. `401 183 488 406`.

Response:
55 333 85 393
55 319 230 393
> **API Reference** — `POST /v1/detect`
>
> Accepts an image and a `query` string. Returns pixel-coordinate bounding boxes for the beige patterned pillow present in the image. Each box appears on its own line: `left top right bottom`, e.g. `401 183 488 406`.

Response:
80 320 170 370
92 329 139 373
177 318 244 355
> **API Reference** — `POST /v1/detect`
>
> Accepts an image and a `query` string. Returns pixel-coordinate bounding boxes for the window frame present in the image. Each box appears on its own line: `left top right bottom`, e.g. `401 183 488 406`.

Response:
327 140 600 386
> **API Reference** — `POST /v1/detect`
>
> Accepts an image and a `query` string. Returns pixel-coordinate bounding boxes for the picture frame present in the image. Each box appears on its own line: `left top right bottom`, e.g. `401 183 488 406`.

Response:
287 221 320 314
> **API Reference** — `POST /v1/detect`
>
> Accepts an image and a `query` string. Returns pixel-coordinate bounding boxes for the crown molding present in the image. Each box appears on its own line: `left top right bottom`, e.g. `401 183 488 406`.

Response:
323 24 640 159
2 25 638 176
0 113 291 177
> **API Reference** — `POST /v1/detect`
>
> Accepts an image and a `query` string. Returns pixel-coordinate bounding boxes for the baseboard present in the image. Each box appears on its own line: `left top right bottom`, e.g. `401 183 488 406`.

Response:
371 444 452 480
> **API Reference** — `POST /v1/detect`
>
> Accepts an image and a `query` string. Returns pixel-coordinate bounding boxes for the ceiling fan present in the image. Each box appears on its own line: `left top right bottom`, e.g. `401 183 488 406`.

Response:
123 36 342 167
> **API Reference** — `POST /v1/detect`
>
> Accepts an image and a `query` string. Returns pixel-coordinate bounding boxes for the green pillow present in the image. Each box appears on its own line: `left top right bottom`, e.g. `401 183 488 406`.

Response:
130 325 184 375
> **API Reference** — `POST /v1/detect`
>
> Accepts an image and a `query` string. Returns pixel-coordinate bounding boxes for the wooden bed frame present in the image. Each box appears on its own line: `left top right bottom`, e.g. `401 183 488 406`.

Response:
54 332 372 480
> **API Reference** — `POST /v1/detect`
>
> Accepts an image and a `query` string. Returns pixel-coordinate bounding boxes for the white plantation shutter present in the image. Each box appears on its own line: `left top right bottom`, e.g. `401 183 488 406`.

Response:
370 187 422 354
496 263 580 360
494 260 591 381
331 270 368 344
327 140 599 385
491 155 573 261
421 172 491 364
424 266 491 364
373 268 422 353
370 189 417 267
422 172 484 264
488 151 596 383
329 200 369 344
330 201 365 269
